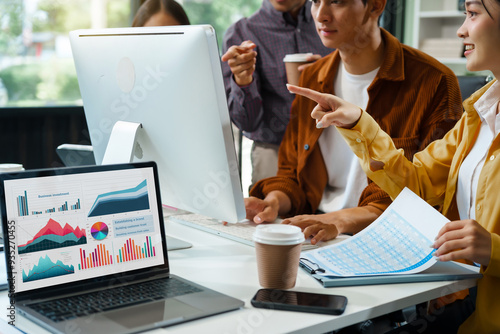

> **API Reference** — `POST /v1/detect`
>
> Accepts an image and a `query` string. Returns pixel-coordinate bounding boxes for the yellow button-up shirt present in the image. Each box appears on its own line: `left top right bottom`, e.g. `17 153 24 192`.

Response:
338 80 500 333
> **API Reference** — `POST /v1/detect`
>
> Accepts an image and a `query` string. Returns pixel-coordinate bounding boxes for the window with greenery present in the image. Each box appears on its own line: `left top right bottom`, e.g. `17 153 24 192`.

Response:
0 0 130 107
0 0 261 108
183 0 261 48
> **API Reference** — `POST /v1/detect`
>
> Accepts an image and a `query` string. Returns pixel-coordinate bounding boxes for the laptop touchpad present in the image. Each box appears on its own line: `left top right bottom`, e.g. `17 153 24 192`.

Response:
104 300 201 329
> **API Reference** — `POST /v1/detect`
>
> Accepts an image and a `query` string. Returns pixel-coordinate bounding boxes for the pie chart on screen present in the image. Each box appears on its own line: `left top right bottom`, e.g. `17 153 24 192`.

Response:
91 221 108 240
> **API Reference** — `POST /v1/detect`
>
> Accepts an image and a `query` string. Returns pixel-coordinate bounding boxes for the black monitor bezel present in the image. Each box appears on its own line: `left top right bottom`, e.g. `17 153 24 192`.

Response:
0 161 170 300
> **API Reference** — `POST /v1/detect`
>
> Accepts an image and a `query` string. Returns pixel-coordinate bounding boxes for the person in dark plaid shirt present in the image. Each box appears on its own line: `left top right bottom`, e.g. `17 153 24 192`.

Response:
221 0 332 187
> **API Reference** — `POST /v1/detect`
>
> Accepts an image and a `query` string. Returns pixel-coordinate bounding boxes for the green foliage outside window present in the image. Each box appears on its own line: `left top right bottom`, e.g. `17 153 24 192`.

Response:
183 0 261 48
0 1 23 57
0 0 262 107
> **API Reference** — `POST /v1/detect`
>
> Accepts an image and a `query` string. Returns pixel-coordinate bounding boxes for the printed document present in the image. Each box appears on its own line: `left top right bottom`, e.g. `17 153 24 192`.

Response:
301 188 449 277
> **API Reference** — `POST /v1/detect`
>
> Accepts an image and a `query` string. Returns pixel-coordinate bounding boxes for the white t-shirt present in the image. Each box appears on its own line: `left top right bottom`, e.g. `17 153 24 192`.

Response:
317 62 379 213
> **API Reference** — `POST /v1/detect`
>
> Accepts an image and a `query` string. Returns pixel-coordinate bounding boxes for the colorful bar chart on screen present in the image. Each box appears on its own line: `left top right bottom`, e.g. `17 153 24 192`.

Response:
79 244 113 270
16 190 82 216
116 236 156 263
45 199 81 214
22 255 75 283
18 219 87 254
17 191 29 216
88 179 149 217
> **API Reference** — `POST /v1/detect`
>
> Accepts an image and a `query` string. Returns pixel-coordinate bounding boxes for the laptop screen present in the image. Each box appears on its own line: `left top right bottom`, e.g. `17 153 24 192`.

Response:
0 162 167 294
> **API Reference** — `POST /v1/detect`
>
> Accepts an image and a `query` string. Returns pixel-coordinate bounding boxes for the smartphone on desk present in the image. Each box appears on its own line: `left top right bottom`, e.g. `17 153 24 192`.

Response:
251 289 347 315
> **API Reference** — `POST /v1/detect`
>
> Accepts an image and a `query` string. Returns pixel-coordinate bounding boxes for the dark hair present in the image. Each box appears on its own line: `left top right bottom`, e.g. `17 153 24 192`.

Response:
132 0 190 27
481 0 500 19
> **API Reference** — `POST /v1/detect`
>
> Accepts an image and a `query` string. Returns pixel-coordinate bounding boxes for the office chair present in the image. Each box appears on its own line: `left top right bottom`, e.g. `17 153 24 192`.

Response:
457 75 493 102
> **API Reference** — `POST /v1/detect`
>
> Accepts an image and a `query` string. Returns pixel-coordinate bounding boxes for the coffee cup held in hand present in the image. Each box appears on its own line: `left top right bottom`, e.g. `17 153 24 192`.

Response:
283 53 313 86
253 224 305 289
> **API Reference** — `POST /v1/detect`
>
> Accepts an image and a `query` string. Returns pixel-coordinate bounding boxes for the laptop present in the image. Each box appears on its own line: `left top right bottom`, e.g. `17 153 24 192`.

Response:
0 161 243 334
54 148 192 251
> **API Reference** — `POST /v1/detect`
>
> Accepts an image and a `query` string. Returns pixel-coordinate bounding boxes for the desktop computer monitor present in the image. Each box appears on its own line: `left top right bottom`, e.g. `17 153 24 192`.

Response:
69 25 245 223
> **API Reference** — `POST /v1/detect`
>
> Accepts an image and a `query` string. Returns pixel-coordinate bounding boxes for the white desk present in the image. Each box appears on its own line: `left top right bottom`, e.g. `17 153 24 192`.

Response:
1 217 478 334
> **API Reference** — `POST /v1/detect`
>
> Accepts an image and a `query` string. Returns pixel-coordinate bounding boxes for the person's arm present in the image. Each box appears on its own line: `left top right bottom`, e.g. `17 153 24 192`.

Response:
337 111 461 205
244 190 292 224
287 84 461 206
283 205 384 244
354 73 462 214
221 24 265 133
485 232 500 278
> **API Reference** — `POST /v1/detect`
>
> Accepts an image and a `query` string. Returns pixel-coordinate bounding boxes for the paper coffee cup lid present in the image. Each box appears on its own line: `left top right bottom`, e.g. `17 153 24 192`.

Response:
253 224 305 245
283 53 313 62
0 163 25 172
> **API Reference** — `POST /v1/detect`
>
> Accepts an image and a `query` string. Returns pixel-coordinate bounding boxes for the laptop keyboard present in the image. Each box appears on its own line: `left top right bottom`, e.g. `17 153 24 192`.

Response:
28 278 202 323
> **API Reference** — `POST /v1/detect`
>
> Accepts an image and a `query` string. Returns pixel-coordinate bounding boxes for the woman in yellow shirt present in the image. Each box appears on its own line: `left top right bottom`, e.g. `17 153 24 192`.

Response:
288 0 500 332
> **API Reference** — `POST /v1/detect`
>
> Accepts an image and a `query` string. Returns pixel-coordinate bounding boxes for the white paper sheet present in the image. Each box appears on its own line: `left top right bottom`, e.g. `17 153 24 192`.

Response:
301 188 450 277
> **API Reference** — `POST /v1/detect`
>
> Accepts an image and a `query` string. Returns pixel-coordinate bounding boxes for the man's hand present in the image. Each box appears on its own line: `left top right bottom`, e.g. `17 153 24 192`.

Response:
282 207 383 244
283 213 341 244
286 84 362 129
432 219 492 266
282 218 338 245
283 212 334 226
244 196 279 224
297 54 323 72
221 40 257 87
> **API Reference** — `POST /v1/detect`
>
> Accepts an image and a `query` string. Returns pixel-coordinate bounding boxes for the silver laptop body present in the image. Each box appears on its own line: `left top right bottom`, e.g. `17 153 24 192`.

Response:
0 162 243 334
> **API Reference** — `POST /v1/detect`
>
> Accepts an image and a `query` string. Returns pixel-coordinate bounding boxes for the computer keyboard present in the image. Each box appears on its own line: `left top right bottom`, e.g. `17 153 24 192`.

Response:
28 277 201 323
168 213 319 251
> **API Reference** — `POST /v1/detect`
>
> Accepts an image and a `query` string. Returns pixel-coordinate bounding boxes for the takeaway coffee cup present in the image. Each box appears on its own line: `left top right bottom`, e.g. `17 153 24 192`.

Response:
283 53 313 86
0 163 24 173
253 224 305 289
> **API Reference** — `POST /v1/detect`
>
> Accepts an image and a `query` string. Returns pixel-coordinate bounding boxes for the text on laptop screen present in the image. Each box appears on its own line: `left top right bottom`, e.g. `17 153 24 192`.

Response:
2 167 165 293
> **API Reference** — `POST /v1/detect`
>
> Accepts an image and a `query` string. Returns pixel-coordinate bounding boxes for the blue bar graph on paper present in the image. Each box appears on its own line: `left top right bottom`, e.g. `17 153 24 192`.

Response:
87 180 149 217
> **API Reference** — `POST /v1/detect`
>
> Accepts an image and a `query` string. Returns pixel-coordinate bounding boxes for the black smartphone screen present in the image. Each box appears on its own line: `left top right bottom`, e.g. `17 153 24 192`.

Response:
251 289 347 315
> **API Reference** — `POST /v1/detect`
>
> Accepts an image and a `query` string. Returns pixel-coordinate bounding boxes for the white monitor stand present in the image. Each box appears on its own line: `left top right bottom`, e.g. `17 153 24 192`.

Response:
102 121 192 251
101 121 143 165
